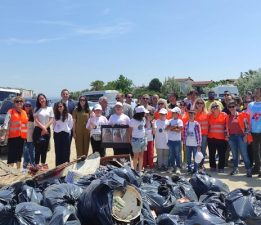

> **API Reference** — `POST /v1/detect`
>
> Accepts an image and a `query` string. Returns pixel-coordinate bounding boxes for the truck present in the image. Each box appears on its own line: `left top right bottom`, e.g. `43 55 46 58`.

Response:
82 90 119 105
212 85 239 100
0 88 33 104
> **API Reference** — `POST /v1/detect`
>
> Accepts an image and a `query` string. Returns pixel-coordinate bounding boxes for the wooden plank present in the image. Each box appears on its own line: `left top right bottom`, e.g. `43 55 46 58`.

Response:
0 161 20 176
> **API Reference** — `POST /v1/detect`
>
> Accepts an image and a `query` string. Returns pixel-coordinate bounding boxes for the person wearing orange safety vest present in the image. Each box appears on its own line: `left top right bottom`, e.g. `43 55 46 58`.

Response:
226 100 252 177
0 96 28 169
207 102 227 173
194 98 208 169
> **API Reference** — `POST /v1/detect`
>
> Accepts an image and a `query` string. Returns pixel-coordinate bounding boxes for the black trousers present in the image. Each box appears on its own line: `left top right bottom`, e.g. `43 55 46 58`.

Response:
252 133 261 173
33 126 50 164
7 137 24 164
91 137 105 157
54 131 70 166
208 138 227 169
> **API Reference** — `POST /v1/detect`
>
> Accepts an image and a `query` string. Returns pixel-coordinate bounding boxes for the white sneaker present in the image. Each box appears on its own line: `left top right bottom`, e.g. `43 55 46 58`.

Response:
176 168 181 175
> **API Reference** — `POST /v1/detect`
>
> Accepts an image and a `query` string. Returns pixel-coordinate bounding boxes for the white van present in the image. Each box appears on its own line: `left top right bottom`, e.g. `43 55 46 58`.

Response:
82 90 119 104
212 85 239 99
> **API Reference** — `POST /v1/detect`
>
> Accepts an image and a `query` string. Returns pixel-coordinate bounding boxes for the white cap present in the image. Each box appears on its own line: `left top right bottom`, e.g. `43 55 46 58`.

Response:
195 151 204 164
171 107 181 114
93 104 102 111
115 102 123 107
135 105 149 113
159 108 168 115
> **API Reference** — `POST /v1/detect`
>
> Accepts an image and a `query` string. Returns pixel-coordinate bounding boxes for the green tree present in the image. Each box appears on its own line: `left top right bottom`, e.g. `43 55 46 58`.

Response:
104 81 116 90
236 69 261 95
161 77 180 99
148 78 162 92
90 80 104 91
114 75 133 93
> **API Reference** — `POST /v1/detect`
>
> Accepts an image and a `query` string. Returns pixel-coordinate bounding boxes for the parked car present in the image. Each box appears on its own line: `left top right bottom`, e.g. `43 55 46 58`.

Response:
0 97 37 153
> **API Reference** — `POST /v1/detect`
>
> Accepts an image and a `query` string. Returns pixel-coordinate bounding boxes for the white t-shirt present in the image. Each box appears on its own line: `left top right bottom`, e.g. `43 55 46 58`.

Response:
53 114 73 134
155 119 169 149
186 122 197 147
34 107 54 126
129 118 146 138
86 115 108 136
168 118 183 141
108 113 130 126
145 121 153 142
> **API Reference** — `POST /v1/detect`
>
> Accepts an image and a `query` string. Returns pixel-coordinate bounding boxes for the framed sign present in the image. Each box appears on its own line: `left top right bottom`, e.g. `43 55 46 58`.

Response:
101 125 130 148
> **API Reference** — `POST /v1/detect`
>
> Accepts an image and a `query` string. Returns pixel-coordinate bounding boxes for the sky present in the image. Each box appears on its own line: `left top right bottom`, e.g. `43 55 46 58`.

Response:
1 0 261 97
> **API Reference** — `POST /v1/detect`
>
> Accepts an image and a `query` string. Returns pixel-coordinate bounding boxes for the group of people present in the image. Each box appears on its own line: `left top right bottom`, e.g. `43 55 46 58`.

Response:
0 87 260 179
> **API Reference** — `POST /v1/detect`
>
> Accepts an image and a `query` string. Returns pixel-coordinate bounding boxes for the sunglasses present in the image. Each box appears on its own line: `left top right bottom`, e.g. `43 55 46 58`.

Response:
15 100 23 103
142 97 149 100
228 105 235 108
196 102 204 105
127 96 132 99
115 97 121 100
79 99 86 102
224 94 230 96
25 105 31 107
58 105 63 108
158 103 164 105
211 105 219 109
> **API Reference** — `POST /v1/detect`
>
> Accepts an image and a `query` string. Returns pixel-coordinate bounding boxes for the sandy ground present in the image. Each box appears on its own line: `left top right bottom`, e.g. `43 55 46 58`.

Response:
1 135 260 191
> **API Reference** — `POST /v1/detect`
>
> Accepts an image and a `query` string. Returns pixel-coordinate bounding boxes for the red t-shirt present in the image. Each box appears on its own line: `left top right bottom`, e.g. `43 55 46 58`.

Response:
228 115 244 135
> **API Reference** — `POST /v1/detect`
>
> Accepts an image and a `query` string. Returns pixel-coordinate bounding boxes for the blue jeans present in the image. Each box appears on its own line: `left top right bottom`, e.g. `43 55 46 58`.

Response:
23 141 35 167
168 140 181 168
228 135 251 170
186 146 198 172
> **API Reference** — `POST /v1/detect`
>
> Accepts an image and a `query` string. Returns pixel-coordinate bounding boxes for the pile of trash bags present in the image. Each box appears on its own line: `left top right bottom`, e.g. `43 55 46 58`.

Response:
0 163 260 225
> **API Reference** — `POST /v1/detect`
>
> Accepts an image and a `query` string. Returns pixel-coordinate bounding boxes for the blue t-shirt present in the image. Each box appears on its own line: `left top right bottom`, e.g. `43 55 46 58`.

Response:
248 101 261 133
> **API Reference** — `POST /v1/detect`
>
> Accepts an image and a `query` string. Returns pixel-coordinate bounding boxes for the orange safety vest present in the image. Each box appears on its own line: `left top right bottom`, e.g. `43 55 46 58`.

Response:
195 111 209 136
8 108 28 139
208 112 227 140
225 112 253 143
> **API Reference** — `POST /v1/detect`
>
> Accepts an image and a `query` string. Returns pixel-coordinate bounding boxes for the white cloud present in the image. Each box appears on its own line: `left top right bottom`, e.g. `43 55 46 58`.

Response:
0 37 64 45
75 22 132 36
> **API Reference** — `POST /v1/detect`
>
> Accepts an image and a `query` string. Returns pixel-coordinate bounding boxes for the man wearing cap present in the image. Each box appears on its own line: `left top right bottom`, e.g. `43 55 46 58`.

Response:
205 90 223 112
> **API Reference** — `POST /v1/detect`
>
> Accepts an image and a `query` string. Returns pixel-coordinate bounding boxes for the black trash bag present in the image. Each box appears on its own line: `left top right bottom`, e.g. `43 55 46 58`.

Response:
0 202 52 225
199 191 227 217
189 173 229 197
156 214 183 225
170 202 201 220
48 206 81 225
0 187 17 205
77 172 126 225
185 203 227 225
225 188 261 224
141 183 177 215
18 184 43 204
111 166 140 187
170 176 198 202
74 174 97 188
135 197 157 225
43 183 82 213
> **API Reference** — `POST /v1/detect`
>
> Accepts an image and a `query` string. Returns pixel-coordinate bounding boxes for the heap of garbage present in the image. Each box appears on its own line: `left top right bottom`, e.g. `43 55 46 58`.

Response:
0 154 260 225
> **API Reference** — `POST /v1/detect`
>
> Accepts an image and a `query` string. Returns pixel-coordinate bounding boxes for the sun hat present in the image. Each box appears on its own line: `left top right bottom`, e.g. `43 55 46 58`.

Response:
135 105 148 113
159 108 168 115
171 107 181 114
93 104 102 111
115 102 123 107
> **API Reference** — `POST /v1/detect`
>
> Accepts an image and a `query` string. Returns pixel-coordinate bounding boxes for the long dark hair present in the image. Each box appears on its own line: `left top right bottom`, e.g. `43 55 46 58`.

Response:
133 112 145 121
35 93 48 113
23 106 34 122
77 95 90 113
54 101 68 122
